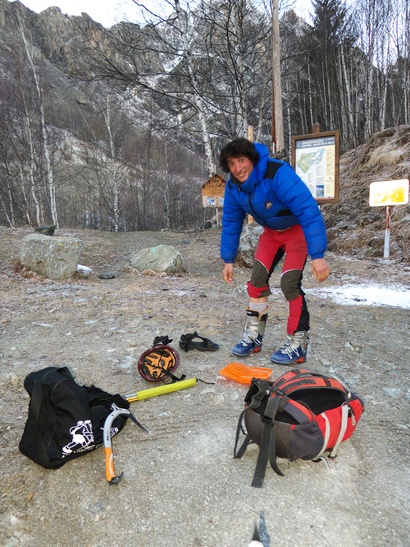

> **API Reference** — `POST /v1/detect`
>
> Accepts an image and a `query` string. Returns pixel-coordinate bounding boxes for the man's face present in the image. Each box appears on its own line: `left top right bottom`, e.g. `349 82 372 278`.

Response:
227 155 254 183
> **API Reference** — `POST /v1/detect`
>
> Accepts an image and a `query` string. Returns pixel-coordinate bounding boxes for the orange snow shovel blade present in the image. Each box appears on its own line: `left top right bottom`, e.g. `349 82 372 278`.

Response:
219 362 273 385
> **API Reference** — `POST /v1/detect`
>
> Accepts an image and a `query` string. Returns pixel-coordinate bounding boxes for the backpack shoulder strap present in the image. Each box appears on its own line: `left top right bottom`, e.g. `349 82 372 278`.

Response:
234 379 273 461
234 410 253 460
244 379 271 410
251 394 284 488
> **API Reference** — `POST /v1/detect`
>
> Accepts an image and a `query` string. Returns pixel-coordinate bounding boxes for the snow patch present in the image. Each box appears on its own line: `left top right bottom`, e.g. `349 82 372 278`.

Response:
307 283 410 309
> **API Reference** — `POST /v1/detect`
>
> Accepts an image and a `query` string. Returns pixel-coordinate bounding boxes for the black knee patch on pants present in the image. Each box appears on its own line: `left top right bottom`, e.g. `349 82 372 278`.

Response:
281 270 303 301
249 259 271 297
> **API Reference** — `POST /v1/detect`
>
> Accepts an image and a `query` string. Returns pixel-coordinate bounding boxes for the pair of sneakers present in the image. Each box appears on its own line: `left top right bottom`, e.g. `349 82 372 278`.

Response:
232 330 309 365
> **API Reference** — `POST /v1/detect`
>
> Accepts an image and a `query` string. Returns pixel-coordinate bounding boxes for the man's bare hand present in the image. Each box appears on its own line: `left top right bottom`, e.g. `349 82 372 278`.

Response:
222 263 234 284
311 258 330 283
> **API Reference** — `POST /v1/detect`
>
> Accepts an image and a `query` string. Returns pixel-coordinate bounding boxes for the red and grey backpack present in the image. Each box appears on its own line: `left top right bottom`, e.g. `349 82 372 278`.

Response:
234 368 364 487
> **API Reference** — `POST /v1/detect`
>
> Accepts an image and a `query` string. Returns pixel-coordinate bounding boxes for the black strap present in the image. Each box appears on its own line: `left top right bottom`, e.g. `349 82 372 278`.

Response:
163 369 186 383
246 379 271 410
235 379 271 461
143 356 185 383
234 410 253 459
153 335 173 346
30 380 52 468
251 395 283 488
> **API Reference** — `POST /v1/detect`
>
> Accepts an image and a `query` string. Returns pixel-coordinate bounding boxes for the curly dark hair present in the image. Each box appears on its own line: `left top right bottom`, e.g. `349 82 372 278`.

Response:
218 138 260 172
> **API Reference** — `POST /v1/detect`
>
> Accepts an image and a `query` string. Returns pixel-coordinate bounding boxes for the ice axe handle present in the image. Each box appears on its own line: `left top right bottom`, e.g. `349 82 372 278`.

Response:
104 446 123 484
103 405 131 484
125 377 197 403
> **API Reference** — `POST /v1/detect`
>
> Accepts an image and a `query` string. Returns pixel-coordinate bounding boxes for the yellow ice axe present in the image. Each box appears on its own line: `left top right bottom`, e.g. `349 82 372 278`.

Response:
124 377 197 403
104 378 197 484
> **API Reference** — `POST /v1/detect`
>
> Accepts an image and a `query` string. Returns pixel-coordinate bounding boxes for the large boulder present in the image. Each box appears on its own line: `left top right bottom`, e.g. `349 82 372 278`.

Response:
130 244 188 275
21 233 84 280
237 223 263 268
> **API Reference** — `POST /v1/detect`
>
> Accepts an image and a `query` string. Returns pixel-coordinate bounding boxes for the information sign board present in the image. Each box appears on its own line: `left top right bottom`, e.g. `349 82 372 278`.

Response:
291 131 340 204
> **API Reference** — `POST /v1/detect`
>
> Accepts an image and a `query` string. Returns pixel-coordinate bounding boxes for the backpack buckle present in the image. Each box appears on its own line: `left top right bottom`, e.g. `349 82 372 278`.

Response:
260 414 273 427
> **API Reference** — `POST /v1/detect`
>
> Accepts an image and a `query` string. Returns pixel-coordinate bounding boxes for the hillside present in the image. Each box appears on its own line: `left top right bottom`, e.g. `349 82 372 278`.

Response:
323 125 410 263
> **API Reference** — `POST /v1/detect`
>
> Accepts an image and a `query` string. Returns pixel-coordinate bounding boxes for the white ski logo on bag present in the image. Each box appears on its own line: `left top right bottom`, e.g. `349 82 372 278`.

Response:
62 420 94 456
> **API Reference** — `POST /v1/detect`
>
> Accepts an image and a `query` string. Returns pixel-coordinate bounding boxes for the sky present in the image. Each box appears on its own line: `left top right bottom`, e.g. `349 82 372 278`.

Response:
12 0 313 28
13 0 145 27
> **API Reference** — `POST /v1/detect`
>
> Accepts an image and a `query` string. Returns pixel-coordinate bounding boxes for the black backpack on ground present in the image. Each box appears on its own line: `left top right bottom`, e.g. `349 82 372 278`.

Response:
19 366 130 469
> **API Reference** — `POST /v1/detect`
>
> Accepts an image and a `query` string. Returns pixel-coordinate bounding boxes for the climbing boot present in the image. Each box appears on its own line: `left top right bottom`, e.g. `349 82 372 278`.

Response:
232 308 268 357
270 330 309 365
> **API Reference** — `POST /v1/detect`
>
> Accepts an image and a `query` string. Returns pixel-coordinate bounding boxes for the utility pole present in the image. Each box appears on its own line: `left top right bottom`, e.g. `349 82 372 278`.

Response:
272 0 284 154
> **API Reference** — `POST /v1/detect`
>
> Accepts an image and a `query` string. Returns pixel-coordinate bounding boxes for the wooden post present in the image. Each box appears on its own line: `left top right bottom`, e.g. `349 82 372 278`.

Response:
247 125 254 224
312 123 323 134
272 0 284 154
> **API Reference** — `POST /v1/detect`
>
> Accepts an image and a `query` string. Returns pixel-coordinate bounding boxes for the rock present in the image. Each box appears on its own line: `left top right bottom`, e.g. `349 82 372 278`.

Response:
76 264 92 276
6 372 20 387
130 244 188 275
99 272 116 279
34 224 56 236
117 355 134 372
21 233 84 281
237 223 264 268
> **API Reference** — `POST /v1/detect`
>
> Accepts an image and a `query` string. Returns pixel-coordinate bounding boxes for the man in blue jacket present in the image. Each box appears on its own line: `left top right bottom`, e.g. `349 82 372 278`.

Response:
219 138 330 365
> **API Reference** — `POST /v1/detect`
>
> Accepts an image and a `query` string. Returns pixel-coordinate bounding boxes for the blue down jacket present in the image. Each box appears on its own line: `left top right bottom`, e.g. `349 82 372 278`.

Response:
220 142 328 263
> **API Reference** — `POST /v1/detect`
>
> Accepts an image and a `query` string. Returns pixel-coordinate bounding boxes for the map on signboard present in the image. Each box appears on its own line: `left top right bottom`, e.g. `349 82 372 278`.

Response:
295 136 336 199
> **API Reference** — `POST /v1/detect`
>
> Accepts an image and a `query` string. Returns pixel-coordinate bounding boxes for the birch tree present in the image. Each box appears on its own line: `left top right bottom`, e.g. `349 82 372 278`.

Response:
18 16 59 227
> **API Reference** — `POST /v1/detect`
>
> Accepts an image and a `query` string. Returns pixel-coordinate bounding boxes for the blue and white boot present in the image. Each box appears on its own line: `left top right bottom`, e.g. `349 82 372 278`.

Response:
232 308 268 357
270 331 309 365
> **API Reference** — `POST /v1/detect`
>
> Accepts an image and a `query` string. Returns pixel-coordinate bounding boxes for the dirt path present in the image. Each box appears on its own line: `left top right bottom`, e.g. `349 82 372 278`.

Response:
0 227 409 546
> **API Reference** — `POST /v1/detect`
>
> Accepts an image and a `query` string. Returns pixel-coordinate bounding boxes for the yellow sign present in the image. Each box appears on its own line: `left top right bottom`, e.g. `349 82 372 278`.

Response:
369 179 409 207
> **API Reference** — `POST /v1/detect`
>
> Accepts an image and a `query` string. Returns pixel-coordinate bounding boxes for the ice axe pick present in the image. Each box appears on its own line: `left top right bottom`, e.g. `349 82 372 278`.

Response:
104 378 197 484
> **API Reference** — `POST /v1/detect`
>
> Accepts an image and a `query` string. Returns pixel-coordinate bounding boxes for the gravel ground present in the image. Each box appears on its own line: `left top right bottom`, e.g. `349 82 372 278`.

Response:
0 226 409 547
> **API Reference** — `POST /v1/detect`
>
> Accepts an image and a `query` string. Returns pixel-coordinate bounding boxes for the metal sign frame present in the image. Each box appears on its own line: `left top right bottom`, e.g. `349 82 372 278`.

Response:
291 131 340 204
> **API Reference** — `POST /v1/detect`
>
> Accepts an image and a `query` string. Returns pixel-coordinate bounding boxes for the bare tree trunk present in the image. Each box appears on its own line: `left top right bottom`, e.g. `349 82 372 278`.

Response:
255 67 270 143
231 2 247 136
174 1 214 176
307 63 314 130
0 194 14 227
193 90 214 176
19 165 32 225
104 98 120 232
19 17 58 227
20 85 42 225
340 46 355 146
